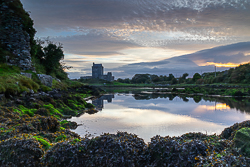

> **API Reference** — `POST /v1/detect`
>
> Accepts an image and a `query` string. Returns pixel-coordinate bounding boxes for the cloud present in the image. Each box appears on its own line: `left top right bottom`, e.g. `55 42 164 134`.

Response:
50 33 141 56
185 41 250 65
107 41 250 78
20 0 250 78
21 0 250 44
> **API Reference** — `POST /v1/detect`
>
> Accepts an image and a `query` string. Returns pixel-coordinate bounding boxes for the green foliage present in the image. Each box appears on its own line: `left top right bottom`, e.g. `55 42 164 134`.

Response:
201 63 250 84
0 63 20 74
32 40 69 81
171 78 177 84
52 79 68 90
132 74 151 84
63 80 84 88
40 85 52 92
193 73 202 82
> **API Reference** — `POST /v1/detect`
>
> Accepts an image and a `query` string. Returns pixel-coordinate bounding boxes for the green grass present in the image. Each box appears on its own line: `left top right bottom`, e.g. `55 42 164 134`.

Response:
0 64 40 94
52 79 67 90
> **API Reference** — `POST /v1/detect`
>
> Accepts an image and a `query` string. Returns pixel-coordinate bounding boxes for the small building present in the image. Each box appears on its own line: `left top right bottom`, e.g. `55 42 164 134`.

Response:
81 63 114 82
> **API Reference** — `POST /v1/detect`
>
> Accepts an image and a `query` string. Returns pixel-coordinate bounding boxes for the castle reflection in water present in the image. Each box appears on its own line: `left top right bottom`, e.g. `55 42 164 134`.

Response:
92 94 114 111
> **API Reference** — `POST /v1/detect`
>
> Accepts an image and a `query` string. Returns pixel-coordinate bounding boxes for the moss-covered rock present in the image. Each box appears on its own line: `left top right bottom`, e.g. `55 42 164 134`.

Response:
220 120 250 140
60 120 77 129
234 127 250 156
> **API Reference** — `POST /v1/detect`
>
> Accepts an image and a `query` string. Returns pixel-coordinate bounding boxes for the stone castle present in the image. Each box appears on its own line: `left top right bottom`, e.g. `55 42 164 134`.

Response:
81 63 114 82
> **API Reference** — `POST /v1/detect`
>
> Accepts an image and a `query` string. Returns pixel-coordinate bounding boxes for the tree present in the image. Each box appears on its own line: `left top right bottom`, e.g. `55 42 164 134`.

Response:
182 73 189 80
171 78 177 84
192 73 201 82
33 39 69 80
132 74 150 84
117 78 124 83
167 74 175 81
179 73 189 83
43 43 64 73
151 75 160 82
124 78 131 84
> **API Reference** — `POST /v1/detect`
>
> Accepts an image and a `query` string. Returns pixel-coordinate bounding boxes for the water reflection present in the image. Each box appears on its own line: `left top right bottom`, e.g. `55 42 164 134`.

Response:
132 93 250 115
70 93 250 142
92 94 114 111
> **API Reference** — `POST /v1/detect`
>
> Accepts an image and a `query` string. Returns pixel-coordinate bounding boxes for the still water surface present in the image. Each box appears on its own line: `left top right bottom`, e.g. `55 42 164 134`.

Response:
69 93 250 142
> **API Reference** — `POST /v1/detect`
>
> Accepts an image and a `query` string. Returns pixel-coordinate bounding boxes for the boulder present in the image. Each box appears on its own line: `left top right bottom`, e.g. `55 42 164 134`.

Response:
37 74 53 87
234 127 250 156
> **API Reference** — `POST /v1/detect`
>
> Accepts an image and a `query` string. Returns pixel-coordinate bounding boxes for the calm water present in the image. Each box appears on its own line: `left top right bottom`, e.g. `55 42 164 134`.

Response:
69 93 250 142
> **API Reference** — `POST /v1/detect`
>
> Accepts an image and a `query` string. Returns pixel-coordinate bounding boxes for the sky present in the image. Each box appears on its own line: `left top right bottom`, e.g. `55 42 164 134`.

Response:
20 0 250 79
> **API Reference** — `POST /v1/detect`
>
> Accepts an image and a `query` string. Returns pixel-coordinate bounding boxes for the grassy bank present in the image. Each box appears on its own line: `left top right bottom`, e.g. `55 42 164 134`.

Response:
0 63 86 96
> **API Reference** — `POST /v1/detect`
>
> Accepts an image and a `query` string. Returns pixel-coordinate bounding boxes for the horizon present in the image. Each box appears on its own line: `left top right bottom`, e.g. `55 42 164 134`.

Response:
20 0 250 79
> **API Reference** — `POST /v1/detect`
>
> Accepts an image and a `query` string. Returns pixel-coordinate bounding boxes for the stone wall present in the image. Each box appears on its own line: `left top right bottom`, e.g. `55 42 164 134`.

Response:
0 0 35 71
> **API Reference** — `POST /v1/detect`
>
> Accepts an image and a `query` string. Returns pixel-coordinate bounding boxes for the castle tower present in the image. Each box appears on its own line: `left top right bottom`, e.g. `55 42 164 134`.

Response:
92 63 103 79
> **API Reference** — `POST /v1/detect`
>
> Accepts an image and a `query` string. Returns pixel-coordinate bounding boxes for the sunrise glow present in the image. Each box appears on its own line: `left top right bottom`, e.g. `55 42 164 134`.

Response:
205 62 241 68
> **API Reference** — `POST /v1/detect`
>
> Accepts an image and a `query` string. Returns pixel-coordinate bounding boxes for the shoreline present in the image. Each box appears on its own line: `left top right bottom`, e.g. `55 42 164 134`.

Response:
1 86 250 166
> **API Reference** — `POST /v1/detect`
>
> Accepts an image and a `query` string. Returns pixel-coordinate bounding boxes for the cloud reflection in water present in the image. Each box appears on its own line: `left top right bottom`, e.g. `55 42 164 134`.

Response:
70 94 249 142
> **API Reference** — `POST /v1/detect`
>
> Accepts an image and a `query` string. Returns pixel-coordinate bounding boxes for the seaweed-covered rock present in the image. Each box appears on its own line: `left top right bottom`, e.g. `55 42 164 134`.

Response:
36 108 49 116
42 132 148 167
0 137 43 167
220 120 250 139
148 135 207 166
195 149 250 167
60 120 78 129
32 116 60 132
234 127 250 156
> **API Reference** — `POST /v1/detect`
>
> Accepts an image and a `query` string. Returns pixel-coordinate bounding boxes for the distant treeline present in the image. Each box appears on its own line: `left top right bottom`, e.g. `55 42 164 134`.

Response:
116 62 250 84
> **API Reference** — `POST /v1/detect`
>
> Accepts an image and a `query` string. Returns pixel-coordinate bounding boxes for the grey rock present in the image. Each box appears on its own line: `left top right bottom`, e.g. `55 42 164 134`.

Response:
29 89 34 94
37 74 53 87
32 93 39 97
16 99 23 104
29 98 36 102
39 92 49 96
52 93 62 99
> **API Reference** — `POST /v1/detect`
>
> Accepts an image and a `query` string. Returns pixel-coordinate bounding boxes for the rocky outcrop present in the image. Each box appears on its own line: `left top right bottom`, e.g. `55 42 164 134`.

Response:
0 0 35 71
37 74 53 87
